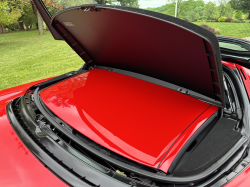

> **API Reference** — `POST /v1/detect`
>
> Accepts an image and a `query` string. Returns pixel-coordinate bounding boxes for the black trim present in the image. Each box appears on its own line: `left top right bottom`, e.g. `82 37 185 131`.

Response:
217 35 250 69
7 98 136 187
168 111 219 174
32 86 247 184
30 69 87 91
96 66 222 107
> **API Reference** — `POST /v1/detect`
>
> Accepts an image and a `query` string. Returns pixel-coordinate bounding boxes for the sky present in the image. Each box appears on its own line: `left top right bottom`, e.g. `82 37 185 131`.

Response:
139 0 213 9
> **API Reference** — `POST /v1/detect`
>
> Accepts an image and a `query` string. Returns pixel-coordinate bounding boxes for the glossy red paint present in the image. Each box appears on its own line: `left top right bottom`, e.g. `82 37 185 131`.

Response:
0 80 68 187
236 65 250 99
41 69 214 168
224 165 250 187
222 61 236 70
0 78 52 112
158 105 218 172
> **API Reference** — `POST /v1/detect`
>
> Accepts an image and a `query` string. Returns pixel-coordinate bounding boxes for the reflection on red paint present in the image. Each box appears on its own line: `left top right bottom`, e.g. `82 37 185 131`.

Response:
41 69 217 169
9 130 29 156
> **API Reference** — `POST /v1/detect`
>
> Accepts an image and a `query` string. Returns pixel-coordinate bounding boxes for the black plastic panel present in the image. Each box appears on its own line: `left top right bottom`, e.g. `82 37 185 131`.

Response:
173 117 242 176
52 5 225 106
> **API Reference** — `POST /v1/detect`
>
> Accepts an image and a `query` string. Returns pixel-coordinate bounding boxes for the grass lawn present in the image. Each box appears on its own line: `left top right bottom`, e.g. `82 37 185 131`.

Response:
193 22 250 38
0 30 83 90
1 24 250 90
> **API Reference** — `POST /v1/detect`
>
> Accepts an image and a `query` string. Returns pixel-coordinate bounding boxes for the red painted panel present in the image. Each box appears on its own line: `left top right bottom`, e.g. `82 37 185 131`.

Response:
222 61 236 70
236 65 250 99
0 78 52 116
41 69 213 168
0 92 67 187
225 165 250 187
158 105 218 172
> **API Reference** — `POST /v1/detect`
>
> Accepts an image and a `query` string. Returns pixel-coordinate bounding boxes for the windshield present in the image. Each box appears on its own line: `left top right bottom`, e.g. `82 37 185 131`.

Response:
42 0 250 42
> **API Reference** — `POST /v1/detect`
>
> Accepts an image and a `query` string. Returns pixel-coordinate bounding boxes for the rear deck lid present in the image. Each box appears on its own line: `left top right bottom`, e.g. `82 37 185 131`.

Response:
40 69 216 168
50 5 225 106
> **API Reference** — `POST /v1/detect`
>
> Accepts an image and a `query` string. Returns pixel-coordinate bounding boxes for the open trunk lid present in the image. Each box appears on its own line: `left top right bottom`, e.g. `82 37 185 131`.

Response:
50 5 225 107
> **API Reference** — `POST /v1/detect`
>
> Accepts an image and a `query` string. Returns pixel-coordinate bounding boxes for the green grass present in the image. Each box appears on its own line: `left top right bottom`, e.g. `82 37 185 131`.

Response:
1 24 250 91
193 22 250 38
0 30 83 90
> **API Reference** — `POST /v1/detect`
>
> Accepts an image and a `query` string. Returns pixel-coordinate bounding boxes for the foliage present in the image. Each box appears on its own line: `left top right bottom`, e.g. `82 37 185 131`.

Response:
230 0 250 19
43 0 63 9
203 2 216 20
235 10 243 19
218 16 227 22
230 0 250 13
214 28 221 34
112 0 139 8
200 24 215 33
21 2 37 29
225 18 232 22
166 0 194 18
224 2 234 18
194 12 200 19
4 23 19 31
231 19 242 23
0 0 23 26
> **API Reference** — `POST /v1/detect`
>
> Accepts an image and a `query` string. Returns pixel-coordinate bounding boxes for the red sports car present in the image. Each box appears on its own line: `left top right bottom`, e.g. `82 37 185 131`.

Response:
1 0 250 186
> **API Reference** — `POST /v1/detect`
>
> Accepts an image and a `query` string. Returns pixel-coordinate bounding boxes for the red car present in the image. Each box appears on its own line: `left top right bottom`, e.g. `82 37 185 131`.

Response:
1 1 250 186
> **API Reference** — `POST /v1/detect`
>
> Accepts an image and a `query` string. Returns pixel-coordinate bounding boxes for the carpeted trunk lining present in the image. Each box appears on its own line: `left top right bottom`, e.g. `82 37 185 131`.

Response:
173 117 241 176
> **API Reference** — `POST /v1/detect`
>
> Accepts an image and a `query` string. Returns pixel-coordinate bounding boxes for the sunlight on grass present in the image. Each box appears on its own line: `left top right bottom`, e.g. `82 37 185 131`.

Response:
193 22 250 38
0 30 83 90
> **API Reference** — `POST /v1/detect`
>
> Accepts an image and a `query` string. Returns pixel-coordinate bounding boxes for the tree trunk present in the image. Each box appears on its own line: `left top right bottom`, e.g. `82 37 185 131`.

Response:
248 11 250 20
0 25 6 34
19 21 25 30
37 9 44 35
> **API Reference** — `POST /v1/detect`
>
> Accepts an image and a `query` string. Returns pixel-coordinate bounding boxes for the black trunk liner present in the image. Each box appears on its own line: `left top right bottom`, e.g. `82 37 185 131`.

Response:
173 117 241 176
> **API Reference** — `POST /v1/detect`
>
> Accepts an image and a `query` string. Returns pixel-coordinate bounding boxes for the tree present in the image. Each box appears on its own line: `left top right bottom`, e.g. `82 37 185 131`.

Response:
53 0 94 8
95 0 139 7
224 2 234 18
217 0 231 17
230 0 250 19
33 0 63 35
194 12 200 19
203 2 216 20
0 0 23 34
166 0 194 18
235 10 243 19
21 1 37 29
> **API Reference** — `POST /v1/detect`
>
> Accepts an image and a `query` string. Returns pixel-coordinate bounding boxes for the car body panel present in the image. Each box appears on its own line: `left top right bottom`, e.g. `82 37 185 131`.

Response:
0 79 68 187
236 65 250 100
40 68 215 169
222 61 236 70
0 78 52 110
158 105 218 172
224 165 250 187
